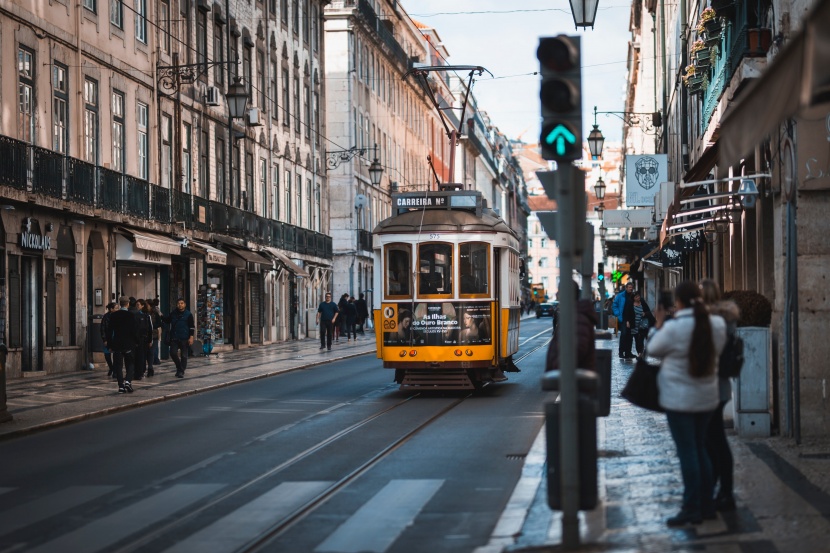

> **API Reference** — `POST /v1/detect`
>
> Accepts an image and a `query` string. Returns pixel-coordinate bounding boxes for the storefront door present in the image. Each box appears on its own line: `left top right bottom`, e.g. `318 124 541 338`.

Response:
249 274 262 344
20 256 42 371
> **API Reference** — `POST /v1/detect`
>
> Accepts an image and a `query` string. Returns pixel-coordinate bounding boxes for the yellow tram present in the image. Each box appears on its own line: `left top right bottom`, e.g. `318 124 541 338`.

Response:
372 190 522 390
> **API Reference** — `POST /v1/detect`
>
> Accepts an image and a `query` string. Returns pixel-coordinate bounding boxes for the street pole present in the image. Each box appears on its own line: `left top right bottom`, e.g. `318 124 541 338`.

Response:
554 163 585 551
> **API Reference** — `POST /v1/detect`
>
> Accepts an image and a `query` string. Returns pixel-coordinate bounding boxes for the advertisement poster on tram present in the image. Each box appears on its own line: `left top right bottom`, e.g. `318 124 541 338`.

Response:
382 302 491 346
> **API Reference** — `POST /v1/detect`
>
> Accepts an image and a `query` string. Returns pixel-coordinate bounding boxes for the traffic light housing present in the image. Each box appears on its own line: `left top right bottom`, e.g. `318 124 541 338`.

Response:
537 36 582 162
597 262 605 281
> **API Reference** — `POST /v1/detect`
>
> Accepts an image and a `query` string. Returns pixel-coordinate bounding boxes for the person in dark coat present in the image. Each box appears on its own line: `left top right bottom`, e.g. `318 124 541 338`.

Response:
344 297 358 341
316 292 339 350
132 299 153 379
546 283 597 372
355 293 369 334
151 298 163 365
105 296 138 394
337 293 350 342
623 290 656 356
164 298 195 378
100 302 118 378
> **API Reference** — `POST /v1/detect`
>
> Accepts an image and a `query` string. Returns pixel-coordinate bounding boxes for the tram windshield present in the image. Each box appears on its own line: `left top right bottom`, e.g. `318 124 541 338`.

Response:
459 242 489 296
418 243 453 296
385 244 411 298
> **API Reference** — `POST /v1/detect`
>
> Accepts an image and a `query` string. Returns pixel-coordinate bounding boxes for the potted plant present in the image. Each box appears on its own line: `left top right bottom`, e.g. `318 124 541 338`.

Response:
697 7 720 33
683 65 707 94
693 40 712 68
722 290 773 437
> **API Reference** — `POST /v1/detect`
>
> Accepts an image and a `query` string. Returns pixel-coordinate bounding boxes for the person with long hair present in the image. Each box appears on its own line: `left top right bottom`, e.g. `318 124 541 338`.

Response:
647 280 727 526
700 278 740 511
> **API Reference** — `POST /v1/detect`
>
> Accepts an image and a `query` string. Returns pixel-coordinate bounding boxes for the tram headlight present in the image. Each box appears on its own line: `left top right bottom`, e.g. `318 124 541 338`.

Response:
399 350 408 357
409 350 417 357
465 349 474 357
454 349 463 357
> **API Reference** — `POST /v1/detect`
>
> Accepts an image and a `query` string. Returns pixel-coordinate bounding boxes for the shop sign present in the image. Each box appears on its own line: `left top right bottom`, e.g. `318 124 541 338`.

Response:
20 218 51 251
625 154 668 206
116 235 171 265
206 251 226 265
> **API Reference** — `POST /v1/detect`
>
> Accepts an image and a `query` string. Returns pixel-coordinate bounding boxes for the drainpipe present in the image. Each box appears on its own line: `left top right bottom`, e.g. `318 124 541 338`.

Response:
652 12 658 153
660 0 668 153
680 0 689 174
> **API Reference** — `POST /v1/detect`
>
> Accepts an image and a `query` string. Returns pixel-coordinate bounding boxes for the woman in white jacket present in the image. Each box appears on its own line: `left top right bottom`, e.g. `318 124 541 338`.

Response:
648 281 727 527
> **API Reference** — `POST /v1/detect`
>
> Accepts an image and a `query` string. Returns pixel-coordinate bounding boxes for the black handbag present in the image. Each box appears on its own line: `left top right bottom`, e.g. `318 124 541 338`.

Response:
620 349 664 412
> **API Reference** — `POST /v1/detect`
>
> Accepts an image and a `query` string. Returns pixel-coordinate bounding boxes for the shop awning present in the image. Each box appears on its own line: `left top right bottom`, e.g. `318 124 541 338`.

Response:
262 247 310 278
116 227 182 256
719 0 830 165
224 245 272 266
188 240 227 265
603 239 650 259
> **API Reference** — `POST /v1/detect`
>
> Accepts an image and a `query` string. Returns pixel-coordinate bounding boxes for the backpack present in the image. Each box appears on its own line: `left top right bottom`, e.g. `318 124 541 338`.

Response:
718 329 744 378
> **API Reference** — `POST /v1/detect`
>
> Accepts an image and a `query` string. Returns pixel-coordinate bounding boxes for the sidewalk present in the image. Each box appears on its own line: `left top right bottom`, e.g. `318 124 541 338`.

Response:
0 331 378 441
483 334 830 553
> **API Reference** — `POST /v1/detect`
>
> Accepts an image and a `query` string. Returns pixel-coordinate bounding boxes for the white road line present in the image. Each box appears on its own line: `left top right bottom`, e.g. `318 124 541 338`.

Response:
26 484 224 553
162 481 332 553
315 479 444 553
0 486 119 537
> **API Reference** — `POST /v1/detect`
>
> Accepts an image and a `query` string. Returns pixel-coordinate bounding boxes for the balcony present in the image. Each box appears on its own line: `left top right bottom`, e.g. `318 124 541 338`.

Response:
0 133 332 261
358 0 409 69
699 5 771 129
357 229 372 252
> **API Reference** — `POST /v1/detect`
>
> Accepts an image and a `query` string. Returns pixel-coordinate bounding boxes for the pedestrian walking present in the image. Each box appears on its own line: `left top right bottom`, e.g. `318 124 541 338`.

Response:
624 290 655 356
131 299 153 380
613 282 635 358
316 292 339 350
100 302 118 377
151 298 163 365
164 298 195 378
355 293 369 334
344 296 358 341
337 293 349 342
105 296 138 394
646 280 727 526
699 278 740 512
139 299 156 377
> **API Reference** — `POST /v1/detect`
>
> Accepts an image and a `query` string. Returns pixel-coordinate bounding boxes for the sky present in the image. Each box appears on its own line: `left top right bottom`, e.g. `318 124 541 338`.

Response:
405 0 633 144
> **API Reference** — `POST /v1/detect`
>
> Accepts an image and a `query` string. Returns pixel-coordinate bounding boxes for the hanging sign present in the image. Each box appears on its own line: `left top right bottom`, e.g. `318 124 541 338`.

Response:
626 154 668 206
20 218 51 251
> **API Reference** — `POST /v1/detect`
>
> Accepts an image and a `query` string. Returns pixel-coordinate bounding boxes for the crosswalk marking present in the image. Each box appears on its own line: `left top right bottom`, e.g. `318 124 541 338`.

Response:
0 486 119 537
25 484 224 553
162 481 332 553
315 479 444 553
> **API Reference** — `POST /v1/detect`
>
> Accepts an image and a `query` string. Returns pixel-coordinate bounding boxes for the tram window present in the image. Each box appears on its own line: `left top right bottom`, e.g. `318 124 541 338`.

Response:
460 242 489 296
386 244 411 297
418 243 452 295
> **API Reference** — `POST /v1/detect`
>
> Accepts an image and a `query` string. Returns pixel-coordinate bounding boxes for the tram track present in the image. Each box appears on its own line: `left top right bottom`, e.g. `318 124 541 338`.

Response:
113 327 552 553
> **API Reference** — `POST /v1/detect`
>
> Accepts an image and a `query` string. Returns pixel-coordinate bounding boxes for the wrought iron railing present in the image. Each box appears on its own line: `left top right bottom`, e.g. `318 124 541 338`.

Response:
98 167 124 211
32 146 64 198
0 133 335 261
172 189 193 227
0 135 29 190
125 176 150 218
192 196 210 232
67 158 95 205
151 184 171 223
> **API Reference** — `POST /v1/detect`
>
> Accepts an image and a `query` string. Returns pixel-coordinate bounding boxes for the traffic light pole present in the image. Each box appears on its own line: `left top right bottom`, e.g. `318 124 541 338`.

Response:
554 167 582 549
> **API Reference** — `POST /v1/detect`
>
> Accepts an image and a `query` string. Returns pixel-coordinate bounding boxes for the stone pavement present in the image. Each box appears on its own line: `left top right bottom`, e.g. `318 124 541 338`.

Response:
480 334 830 553
0 331 378 441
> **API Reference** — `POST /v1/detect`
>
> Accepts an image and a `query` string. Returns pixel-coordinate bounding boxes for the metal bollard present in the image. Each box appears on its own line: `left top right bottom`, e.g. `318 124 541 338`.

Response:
0 344 11 423
541 369 598 510
595 349 612 417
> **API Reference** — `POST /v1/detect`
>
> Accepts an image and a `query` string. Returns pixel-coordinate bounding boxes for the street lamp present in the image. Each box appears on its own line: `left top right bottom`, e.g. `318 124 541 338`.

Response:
726 198 743 223
226 77 249 119
599 225 607 239
568 0 599 28
368 144 384 186
226 77 249 208
713 209 730 233
595 202 605 217
594 176 606 200
588 124 605 159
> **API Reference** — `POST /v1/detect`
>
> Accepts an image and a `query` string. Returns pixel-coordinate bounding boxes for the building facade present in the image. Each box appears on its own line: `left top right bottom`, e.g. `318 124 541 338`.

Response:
0 0 331 376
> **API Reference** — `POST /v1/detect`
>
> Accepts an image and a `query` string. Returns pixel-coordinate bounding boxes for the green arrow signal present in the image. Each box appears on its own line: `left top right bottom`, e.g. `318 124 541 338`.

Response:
544 124 576 156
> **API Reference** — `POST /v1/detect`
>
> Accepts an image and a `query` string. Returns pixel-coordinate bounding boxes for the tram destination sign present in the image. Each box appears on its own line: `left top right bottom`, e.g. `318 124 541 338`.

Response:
393 191 483 214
